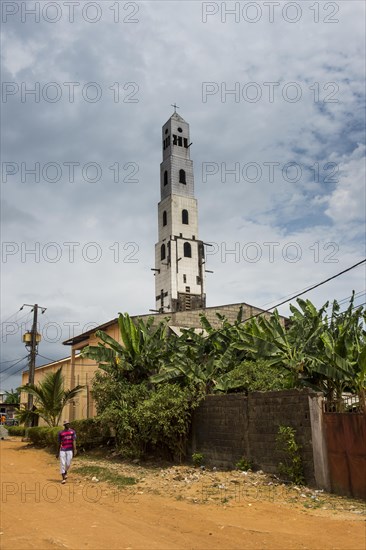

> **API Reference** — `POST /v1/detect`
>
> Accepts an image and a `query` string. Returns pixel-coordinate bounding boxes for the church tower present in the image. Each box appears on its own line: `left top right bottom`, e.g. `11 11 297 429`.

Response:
154 111 206 313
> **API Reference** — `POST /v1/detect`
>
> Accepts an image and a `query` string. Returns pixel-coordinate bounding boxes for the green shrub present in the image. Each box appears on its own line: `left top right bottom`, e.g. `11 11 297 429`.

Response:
236 457 253 471
26 419 110 452
275 425 305 485
227 359 292 393
93 374 203 461
8 425 26 437
70 418 111 450
132 384 198 461
192 452 204 467
28 426 59 450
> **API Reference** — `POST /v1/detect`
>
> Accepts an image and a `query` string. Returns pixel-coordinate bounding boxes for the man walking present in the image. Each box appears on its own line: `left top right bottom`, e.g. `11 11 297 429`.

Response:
57 420 76 484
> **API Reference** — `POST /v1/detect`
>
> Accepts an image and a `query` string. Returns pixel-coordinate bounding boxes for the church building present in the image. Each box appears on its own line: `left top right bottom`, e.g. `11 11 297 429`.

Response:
21 110 286 423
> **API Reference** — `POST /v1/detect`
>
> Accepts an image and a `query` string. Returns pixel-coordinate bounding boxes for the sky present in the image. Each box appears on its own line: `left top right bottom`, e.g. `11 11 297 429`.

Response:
1 0 365 391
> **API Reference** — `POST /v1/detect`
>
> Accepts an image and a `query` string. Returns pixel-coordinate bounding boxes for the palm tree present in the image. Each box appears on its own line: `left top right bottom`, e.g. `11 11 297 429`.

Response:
18 367 83 427
4 388 20 404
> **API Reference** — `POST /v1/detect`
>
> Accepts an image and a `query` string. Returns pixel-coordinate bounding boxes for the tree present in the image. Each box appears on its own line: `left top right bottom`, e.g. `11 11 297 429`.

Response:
4 388 20 404
234 300 327 385
82 314 204 459
316 295 366 410
151 308 263 393
81 313 170 383
234 295 366 410
18 367 83 427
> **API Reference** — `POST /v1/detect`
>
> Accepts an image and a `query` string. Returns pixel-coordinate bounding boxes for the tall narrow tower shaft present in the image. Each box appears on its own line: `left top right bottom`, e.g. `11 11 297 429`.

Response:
154 112 206 313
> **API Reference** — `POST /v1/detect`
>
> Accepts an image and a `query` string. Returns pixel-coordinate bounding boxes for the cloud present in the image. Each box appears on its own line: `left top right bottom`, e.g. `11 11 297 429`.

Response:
324 144 366 225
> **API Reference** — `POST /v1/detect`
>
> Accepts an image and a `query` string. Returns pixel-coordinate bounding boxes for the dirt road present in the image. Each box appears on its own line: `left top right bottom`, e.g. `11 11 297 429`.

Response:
1 439 364 550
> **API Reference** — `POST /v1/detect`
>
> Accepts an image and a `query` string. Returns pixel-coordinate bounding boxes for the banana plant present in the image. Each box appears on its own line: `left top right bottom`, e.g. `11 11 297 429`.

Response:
81 313 170 383
234 303 325 385
314 296 366 410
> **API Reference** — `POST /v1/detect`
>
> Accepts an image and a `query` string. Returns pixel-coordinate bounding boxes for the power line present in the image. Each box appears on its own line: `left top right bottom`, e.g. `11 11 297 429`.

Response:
0 357 26 365
241 259 366 324
0 309 33 339
0 358 29 384
0 308 23 325
324 289 366 310
0 356 29 375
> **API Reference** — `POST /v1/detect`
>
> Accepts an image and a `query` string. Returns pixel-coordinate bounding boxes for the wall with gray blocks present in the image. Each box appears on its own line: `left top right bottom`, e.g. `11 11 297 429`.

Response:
191 389 322 485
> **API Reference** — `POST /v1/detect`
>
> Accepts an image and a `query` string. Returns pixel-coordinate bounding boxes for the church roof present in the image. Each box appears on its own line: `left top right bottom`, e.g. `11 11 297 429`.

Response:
167 111 186 124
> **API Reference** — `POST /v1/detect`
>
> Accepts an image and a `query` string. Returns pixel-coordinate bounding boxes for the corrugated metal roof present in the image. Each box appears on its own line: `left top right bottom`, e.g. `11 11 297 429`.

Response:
168 326 208 337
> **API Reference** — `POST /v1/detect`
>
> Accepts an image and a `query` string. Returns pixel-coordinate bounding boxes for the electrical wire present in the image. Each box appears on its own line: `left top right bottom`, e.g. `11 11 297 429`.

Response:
0 357 25 365
323 290 366 311
0 309 23 324
0 358 29 384
239 259 366 325
5 260 364 385
0 356 29 375
0 309 33 339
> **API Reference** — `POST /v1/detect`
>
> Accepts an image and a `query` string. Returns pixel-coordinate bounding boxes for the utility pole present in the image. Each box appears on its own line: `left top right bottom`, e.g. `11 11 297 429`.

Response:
22 303 47 421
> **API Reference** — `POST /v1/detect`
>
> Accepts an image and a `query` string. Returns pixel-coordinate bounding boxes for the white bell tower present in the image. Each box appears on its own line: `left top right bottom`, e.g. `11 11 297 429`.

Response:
154 110 206 313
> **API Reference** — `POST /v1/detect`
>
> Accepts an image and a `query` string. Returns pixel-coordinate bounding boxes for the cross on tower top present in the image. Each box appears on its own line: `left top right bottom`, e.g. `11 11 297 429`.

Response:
171 103 180 113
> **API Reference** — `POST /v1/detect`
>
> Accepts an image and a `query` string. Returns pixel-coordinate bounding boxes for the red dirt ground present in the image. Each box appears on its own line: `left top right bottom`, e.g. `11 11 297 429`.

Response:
1 439 365 550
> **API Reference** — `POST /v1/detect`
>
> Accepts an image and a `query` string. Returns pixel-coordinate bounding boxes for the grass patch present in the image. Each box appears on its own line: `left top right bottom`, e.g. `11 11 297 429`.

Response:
73 464 137 488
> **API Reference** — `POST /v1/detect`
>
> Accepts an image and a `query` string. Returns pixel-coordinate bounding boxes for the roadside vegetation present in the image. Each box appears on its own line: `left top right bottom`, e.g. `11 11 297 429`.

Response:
12 294 364 475
78 293 365 460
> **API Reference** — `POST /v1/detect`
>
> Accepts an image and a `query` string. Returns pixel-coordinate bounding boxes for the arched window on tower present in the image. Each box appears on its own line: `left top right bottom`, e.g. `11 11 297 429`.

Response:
179 169 186 184
182 209 189 225
163 211 167 226
161 244 166 261
164 171 168 186
183 242 191 258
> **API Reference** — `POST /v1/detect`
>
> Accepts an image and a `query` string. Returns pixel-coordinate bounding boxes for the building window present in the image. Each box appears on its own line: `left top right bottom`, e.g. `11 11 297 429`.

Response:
179 169 186 184
196 276 201 285
161 244 166 261
164 170 168 186
163 211 167 226
185 286 190 292
182 209 189 224
183 274 187 283
163 136 170 150
184 242 191 258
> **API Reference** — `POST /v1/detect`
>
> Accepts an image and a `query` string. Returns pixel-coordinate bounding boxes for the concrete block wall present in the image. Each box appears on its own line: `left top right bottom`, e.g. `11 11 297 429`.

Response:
191 394 248 466
248 390 316 484
191 389 319 485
